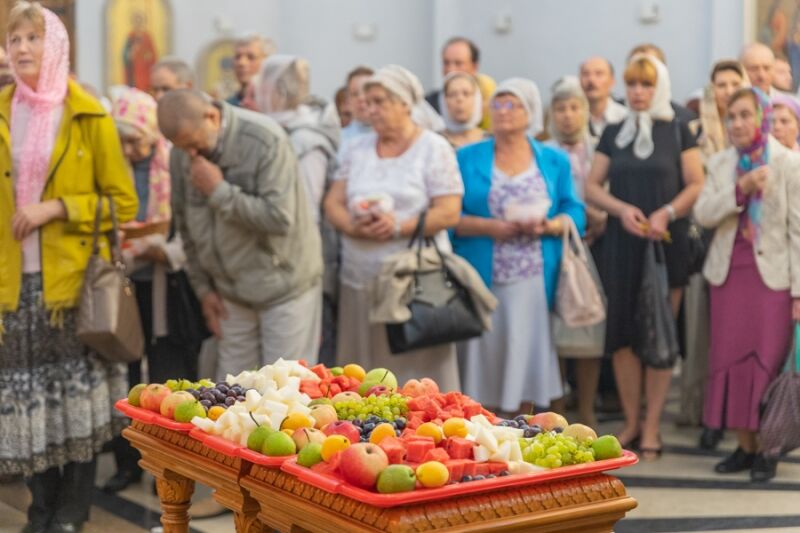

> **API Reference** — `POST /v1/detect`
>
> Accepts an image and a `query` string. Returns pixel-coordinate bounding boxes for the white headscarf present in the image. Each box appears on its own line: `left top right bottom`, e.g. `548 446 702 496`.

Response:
492 77 544 137
547 75 591 144
254 53 309 114
438 72 483 133
366 64 446 131
615 54 675 159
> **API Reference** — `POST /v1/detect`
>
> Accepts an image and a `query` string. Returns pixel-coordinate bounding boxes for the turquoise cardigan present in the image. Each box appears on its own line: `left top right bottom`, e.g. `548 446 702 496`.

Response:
451 137 586 310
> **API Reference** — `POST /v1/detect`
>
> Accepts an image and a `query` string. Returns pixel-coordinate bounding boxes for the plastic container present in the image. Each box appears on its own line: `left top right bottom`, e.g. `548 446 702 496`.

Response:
280 450 638 508
239 447 296 467
188 427 243 456
505 197 552 223
115 399 194 432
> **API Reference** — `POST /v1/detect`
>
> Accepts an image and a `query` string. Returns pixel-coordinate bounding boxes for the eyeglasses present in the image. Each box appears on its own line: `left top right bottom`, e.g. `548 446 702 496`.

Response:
491 101 524 111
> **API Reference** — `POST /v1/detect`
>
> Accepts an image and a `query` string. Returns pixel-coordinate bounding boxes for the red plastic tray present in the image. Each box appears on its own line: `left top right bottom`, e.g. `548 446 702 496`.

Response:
115 399 195 433
239 447 296 467
280 450 638 508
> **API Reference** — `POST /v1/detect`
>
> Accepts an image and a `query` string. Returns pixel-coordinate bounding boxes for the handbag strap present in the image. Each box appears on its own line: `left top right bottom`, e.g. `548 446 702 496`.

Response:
560 217 587 261
795 322 800 372
91 195 123 265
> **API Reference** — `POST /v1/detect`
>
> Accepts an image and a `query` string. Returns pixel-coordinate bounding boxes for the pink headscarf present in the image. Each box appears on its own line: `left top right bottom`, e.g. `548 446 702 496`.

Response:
9 7 69 208
111 86 172 222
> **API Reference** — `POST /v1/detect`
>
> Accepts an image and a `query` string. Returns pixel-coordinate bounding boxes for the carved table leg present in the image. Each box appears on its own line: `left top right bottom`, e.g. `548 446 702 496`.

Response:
154 470 195 533
233 494 267 533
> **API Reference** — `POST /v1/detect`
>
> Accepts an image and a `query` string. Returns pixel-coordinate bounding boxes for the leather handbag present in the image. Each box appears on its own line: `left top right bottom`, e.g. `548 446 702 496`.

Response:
77 197 144 363
554 218 606 328
386 212 483 354
632 241 680 368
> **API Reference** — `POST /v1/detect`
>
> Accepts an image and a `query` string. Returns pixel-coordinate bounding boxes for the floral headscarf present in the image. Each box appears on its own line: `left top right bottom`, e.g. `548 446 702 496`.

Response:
111 86 171 222
9 7 69 209
735 87 772 245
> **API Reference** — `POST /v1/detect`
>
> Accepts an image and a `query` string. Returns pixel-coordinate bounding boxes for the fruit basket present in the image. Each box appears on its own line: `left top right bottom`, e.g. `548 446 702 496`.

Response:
115 399 194 433
280 451 638 508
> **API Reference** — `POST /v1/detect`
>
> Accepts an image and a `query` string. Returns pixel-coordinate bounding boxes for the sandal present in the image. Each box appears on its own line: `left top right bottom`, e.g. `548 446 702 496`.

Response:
616 431 641 450
639 436 663 461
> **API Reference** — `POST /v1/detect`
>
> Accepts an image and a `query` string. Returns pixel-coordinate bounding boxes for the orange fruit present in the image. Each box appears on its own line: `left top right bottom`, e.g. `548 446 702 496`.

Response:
416 422 444 444
369 423 396 445
343 364 366 382
416 461 449 488
207 406 226 421
281 413 314 431
442 418 468 438
321 435 351 462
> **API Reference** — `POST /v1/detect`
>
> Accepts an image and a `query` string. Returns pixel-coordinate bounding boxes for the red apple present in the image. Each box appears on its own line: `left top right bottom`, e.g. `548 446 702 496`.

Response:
366 385 390 397
322 421 361 444
159 391 195 419
529 412 568 432
339 443 389 489
139 384 171 412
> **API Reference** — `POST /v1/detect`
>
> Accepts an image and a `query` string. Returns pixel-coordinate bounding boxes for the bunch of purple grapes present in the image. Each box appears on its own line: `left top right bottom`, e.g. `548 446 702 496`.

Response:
187 382 247 410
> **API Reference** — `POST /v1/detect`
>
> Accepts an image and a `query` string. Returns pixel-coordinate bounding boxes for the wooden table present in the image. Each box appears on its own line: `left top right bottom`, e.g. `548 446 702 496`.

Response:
124 421 637 533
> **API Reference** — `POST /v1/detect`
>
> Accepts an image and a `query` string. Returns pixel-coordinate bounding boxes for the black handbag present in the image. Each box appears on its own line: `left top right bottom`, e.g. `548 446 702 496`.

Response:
632 241 680 368
386 212 483 354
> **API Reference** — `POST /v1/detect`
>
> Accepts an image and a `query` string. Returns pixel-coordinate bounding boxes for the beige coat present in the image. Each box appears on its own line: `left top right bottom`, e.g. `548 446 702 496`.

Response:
694 136 800 296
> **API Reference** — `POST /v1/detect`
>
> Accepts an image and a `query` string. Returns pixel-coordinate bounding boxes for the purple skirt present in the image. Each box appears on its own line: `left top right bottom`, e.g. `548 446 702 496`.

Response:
703 235 792 432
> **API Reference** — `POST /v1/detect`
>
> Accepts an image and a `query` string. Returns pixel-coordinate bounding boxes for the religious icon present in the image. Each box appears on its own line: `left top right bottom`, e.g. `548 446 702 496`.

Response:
196 38 239 100
105 0 170 91
756 0 800 91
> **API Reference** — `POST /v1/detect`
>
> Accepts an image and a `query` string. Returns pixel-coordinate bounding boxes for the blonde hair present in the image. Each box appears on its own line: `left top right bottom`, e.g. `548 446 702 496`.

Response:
8 1 45 35
624 58 658 86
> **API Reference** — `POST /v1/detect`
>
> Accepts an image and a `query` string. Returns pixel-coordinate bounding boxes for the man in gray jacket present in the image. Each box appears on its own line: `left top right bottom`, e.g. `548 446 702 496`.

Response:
157 89 322 378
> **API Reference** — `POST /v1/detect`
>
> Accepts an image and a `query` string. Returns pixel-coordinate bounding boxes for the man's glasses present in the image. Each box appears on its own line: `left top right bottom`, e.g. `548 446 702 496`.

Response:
491 101 523 111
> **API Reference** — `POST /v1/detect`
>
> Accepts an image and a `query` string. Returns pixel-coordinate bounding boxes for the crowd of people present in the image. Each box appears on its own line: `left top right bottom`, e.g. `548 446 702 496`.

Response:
2 2 800 532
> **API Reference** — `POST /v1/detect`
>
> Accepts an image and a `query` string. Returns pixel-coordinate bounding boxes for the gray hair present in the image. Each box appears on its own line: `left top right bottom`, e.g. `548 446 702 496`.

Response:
152 56 195 85
235 34 277 57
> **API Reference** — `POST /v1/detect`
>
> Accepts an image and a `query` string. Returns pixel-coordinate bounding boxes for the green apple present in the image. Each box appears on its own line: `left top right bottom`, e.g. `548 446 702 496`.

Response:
308 398 333 407
592 435 622 460
247 426 275 452
262 431 297 456
330 367 344 376
297 442 324 467
364 368 398 390
358 380 380 397
174 400 207 423
376 464 416 493
127 383 147 406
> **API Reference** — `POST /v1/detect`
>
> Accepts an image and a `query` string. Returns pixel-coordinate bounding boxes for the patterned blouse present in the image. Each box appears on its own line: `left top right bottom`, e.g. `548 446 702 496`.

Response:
488 162 549 284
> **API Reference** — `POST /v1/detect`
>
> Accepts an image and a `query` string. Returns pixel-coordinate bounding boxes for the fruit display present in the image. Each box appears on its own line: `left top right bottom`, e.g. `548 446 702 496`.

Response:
121 359 627 495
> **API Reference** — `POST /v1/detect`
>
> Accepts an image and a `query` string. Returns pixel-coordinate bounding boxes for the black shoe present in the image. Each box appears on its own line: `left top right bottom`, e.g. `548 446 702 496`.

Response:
101 470 142 493
751 453 778 483
21 522 49 533
699 427 724 450
46 523 82 533
714 447 756 473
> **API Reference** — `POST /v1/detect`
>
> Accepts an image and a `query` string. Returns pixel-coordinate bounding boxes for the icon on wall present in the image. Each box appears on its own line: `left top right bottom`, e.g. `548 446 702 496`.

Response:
756 0 800 91
196 38 239 101
105 0 171 91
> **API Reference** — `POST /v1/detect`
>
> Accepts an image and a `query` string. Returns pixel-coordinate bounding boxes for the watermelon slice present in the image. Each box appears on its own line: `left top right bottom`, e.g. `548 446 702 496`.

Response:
406 438 436 463
422 447 451 463
444 437 475 460
379 436 407 464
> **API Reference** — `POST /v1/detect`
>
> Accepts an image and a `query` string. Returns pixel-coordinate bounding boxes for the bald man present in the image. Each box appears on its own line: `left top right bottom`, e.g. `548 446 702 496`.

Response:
157 89 322 377
740 42 778 95
579 56 627 137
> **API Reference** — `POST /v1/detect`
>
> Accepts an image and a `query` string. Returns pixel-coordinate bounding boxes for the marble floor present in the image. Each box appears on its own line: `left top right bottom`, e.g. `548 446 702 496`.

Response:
1 382 799 533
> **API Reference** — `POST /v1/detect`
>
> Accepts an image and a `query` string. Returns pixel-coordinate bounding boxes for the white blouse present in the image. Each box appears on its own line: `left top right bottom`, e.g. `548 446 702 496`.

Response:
335 130 464 288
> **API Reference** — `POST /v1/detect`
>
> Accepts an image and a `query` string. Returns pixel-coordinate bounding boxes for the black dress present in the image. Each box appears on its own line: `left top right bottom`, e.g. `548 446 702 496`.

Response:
596 119 697 354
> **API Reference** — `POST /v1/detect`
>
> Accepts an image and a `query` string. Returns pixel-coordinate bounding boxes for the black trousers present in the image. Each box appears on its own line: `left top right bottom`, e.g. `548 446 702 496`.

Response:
111 279 201 476
26 459 97 527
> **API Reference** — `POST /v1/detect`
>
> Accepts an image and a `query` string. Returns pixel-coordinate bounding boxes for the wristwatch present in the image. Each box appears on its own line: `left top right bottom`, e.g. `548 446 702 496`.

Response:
664 204 676 222
393 219 402 239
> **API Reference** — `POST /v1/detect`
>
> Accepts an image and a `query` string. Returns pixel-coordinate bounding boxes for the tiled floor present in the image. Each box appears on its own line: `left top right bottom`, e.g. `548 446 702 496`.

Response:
1 383 799 533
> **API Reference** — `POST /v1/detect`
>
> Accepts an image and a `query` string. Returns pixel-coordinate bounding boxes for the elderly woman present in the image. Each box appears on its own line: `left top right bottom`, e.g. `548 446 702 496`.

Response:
696 88 800 482
545 76 603 426
254 54 341 365
324 65 463 390
452 78 585 415
686 60 748 449
585 55 704 460
440 72 486 148
0 4 137 532
102 87 205 493
771 93 800 151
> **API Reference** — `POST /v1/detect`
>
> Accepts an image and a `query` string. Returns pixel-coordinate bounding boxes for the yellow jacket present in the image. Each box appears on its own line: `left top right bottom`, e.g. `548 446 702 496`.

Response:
0 80 138 322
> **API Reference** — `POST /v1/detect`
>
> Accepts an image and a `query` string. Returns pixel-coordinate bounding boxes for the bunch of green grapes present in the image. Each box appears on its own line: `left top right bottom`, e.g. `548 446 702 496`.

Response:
334 394 408 421
519 432 595 468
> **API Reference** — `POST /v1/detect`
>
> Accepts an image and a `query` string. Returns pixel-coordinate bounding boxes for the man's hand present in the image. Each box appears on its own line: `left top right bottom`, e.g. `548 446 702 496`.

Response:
201 292 227 339
191 156 224 196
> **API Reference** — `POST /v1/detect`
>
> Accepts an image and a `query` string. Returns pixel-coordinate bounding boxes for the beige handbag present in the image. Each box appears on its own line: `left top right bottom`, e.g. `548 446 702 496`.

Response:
77 197 144 363
554 218 606 328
